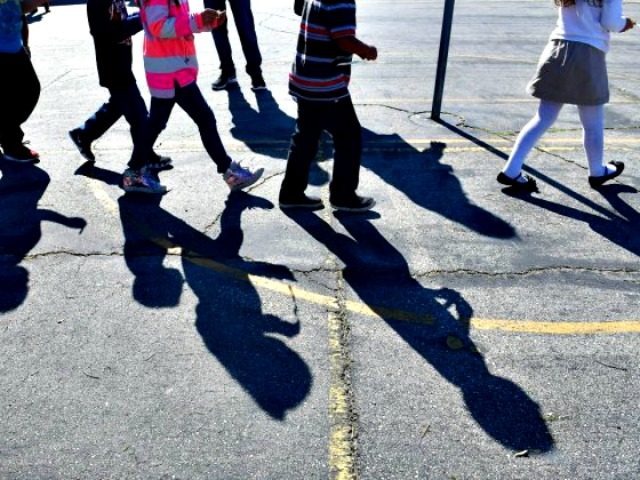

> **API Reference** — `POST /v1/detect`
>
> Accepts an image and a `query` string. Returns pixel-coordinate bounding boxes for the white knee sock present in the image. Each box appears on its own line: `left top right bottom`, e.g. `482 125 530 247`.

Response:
502 100 563 179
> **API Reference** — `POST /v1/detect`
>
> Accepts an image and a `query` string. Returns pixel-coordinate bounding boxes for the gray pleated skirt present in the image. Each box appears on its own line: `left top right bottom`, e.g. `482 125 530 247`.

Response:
527 39 609 105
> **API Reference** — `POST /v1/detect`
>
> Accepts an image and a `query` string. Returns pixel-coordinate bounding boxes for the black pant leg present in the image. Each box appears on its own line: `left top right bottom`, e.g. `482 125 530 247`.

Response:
280 100 325 199
0 50 40 150
326 97 362 202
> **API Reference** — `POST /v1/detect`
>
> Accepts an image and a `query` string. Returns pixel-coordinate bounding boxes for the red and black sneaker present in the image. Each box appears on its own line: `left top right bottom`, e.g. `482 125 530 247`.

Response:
2 143 40 163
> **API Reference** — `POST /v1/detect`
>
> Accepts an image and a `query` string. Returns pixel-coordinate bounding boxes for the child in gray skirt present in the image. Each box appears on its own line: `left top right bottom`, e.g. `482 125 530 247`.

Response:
498 0 635 192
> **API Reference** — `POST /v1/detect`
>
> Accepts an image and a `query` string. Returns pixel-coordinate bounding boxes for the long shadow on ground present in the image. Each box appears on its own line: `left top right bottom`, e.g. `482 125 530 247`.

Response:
117 191 312 419
0 160 85 312
284 209 554 452
227 90 515 239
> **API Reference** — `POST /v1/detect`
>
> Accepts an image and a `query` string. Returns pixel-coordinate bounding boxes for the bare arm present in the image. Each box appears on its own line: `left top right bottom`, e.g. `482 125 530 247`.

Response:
334 36 377 60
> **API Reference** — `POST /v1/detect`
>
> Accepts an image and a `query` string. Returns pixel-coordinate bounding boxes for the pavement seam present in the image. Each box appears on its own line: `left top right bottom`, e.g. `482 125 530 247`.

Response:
324 195 359 480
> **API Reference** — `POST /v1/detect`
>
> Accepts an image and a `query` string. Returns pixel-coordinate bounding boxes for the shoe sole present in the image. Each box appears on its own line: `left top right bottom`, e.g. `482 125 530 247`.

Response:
122 185 167 194
146 162 174 171
228 168 264 191
279 201 324 210
330 198 376 212
1 153 39 164
251 85 268 91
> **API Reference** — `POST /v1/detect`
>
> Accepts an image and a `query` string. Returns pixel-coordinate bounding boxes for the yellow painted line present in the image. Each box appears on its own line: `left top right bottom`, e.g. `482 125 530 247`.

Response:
473 319 640 335
85 179 640 336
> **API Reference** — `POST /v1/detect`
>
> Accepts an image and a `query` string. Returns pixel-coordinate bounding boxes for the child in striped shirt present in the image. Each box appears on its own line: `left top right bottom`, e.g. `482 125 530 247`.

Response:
138 0 263 191
279 0 377 212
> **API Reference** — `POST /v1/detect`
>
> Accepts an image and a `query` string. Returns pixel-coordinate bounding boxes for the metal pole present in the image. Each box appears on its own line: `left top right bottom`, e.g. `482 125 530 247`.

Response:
431 0 456 120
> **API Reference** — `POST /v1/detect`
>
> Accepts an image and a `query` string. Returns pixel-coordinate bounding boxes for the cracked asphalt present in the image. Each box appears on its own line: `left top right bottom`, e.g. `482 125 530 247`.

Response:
1 0 639 478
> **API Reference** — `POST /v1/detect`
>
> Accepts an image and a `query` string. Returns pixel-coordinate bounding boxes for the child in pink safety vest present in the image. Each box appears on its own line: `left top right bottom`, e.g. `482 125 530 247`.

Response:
138 0 263 191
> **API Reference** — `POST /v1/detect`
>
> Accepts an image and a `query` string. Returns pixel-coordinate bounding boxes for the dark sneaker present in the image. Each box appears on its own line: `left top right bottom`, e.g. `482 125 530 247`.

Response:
211 73 238 91
330 195 376 212
223 161 264 191
122 168 167 194
588 161 625 188
2 143 40 163
68 128 95 162
497 172 539 192
146 154 173 171
279 194 323 210
250 73 267 91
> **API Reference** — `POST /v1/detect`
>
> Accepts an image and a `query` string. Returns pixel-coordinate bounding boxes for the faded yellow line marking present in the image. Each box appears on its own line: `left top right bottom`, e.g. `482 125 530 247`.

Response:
85 180 640 336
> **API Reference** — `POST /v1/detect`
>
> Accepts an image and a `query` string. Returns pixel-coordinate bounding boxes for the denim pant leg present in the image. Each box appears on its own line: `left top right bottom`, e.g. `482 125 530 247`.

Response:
205 0 235 75
81 97 122 143
325 98 362 202
0 49 40 150
109 83 154 170
229 0 262 76
175 82 232 173
280 100 324 198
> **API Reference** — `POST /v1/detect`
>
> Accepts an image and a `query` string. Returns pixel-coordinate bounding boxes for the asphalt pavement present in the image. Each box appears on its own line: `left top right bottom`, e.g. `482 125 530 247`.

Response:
1 0 639 478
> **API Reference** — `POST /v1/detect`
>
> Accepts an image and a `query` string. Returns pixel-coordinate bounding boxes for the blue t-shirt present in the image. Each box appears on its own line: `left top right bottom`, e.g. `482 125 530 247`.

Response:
0 0 23 53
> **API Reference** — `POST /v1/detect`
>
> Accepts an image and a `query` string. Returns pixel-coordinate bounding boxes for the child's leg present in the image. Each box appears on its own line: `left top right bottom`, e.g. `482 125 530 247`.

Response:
228 0 262 77
148 95 176 156
112 83 154 170
0 50 40 151
78 99 123 143
280 100 324 200
174 83 232 173
502 100 563 179
325 98 362 203
206 0 236 77
576 104 606 176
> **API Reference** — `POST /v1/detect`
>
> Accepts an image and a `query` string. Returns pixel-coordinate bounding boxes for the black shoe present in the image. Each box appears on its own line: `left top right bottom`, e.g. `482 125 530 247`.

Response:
279 194 323 210
68 129 95 162
497 172 538 192
588 161 625 189
211 73 238 91
330 195 376 212
146 154 173 171
250 73 267 91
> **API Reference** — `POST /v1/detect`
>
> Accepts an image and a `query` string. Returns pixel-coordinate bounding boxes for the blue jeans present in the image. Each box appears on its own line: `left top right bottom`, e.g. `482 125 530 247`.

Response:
148 82 232 173
204 0 262 77
280 97 362 203
80 82 152 170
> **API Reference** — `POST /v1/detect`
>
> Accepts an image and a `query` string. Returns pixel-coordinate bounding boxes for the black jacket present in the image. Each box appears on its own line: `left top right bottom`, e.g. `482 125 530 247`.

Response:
87 0 142 89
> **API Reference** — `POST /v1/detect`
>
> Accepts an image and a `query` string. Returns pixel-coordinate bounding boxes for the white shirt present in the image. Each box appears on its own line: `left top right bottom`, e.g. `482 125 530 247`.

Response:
550 0 627 53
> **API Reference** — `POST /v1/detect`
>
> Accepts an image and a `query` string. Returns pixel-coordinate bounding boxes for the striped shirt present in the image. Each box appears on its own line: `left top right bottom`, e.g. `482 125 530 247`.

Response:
289 0 357 102
139 0 217 98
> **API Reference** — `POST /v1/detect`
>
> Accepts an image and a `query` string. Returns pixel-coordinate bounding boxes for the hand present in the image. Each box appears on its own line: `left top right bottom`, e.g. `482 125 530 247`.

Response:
361 45 377 61
621 17 636 32
201 8 226 26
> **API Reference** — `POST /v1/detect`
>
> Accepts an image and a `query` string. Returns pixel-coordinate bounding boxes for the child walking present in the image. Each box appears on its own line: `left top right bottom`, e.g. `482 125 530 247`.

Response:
278 0 377 212
498 0 635 192
138 0 262 191
69 0 171 194
0 0 47 163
